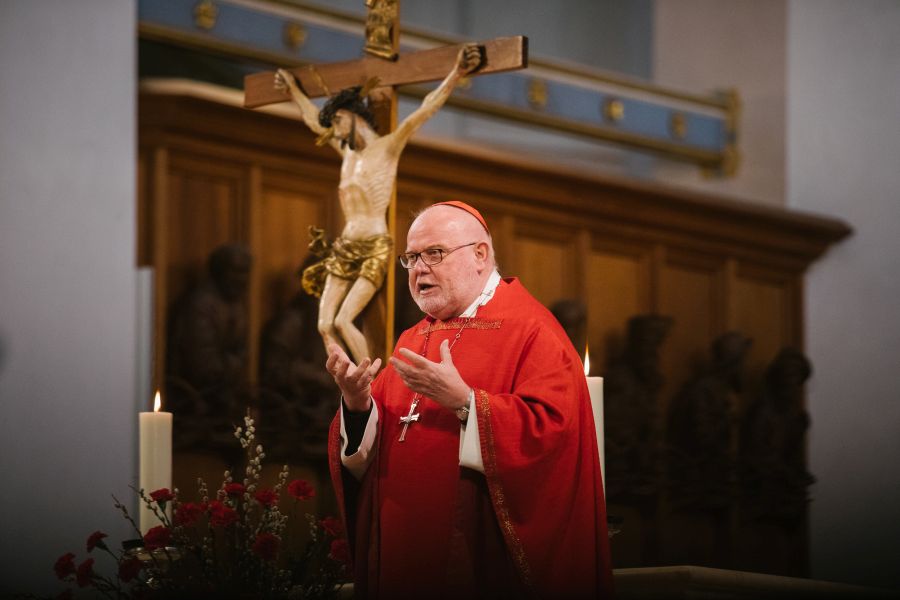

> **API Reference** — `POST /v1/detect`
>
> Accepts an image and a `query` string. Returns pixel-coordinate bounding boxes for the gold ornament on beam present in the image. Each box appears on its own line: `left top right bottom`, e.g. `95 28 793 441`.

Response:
602 97 624 124
527 78 548 110
193 0 218 31
283 22 307 51
670 111 688 140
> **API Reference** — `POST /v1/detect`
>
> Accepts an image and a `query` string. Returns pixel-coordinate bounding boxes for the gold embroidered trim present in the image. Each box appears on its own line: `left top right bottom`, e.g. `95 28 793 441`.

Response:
476 388 534 589
417 318 502 335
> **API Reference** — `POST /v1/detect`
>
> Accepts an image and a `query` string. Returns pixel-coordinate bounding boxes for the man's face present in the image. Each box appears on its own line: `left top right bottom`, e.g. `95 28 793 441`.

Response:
405 207 488 321
331 110 355 143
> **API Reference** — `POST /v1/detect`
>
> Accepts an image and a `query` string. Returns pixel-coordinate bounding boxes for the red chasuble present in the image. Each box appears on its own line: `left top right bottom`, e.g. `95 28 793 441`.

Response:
328 278 613 598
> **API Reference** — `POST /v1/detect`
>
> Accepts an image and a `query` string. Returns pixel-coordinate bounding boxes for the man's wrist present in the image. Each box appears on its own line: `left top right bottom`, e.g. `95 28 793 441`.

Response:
343 394 372 413
455 389 474 422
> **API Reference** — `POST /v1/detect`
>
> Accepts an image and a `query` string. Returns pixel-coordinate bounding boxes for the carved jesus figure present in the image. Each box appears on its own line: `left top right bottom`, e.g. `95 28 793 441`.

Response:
274 44 481 363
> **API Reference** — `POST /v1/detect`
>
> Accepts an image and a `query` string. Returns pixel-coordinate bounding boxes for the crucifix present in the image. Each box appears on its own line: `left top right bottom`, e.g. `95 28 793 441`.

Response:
244 3 527 365
398 396 421 443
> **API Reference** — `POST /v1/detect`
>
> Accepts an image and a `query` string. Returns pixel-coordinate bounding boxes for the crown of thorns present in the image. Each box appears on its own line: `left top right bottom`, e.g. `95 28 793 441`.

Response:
318 86 378 131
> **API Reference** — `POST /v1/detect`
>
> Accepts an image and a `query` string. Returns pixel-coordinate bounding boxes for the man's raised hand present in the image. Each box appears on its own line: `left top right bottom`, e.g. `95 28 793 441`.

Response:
326 343 381 412
389 339 470 412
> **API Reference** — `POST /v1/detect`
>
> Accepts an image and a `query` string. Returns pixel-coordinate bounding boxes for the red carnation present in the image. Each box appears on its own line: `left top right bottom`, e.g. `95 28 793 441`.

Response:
149 488 174 503
287 479 315 501
143 525 171 550
208 500 239 527
224 482 245 497
118 556 143 583
54 552 76 580
86 531 108 553
329 538 351 565
251 532 280 561
254 488 278 508
320 516 343 538
75 558 94 588
174 501 204 526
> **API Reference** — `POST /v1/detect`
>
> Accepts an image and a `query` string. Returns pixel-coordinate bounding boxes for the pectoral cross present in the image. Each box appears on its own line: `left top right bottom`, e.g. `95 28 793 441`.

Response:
398 397 421 442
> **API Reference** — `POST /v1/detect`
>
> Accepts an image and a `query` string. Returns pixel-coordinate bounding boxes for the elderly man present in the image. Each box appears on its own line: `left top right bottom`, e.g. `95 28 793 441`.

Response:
325 201 613 598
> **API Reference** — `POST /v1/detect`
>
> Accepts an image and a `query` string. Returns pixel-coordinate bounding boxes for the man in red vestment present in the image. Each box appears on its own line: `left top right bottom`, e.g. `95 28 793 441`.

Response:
325 201 613 598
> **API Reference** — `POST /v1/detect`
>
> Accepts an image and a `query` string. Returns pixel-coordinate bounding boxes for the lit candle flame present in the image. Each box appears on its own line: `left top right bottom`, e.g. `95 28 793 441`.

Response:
584 345 591 376
153 390 162 412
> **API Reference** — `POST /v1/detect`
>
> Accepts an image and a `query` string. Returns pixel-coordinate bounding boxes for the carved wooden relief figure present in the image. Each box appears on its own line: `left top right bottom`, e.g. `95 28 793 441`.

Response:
604 314 673 502
258 259 339 462
550 298 588 358
740 347 815 522
166 244 252 454
667 331 752 511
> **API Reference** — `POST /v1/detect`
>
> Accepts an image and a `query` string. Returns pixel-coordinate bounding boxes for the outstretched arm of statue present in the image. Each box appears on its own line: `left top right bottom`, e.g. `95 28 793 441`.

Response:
275 69 342 153
390 44 482 148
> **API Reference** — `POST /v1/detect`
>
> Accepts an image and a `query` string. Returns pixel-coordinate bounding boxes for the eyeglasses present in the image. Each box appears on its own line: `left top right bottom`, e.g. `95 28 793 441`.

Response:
398 242 478 269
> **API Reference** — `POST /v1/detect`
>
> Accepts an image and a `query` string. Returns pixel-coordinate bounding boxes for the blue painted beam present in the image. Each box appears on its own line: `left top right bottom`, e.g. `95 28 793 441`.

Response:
138 0 738 173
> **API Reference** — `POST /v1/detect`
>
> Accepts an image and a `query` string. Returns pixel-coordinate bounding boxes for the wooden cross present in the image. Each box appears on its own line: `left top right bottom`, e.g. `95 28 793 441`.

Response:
243 5 527 362
243 36 528 109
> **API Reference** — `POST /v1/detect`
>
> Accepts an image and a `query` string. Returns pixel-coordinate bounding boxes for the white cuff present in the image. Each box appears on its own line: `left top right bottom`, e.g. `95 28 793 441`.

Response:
458 389 485 473
340 399 379 480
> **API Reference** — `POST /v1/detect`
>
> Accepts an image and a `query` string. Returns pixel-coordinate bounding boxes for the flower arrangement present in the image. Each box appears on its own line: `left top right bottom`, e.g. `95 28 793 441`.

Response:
52 414 349 599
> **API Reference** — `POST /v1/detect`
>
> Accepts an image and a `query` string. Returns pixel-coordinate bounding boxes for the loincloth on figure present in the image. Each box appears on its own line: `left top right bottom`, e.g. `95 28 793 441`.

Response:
301 226 393 298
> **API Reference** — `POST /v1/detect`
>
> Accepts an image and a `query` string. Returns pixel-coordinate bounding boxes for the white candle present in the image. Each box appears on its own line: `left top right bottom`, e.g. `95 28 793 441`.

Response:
584 349 605 495
586 376 605 490
139 390 172 534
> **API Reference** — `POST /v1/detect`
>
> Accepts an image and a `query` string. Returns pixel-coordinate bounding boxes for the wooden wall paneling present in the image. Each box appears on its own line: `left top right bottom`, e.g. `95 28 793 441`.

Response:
457 202 512 278
730 262 800 396
258 177 331 320
495 214 517 279
586 238 653 376
650 244 666 312
247 165 263 384
467 205 508 269
164 152 248 310
511 219 579 307
657 250 727 411
162 151 249 394
575 230 591 305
